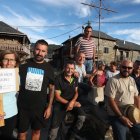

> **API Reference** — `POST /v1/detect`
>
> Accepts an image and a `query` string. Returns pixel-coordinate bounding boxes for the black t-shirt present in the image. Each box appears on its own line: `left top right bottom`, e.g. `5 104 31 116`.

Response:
131 73 140 94
18 58 54 110
55 73 78 101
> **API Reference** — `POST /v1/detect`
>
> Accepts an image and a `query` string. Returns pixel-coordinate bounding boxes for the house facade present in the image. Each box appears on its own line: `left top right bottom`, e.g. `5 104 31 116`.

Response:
115 39 140 62
55 30 116 66
0 21 30 62
53 30 140 68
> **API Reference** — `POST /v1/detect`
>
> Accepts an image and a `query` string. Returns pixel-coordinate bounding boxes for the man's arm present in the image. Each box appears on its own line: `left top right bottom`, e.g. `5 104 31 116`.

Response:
74 45 80 57
66 87 81 111
109 97 133 127
134 95 140 109
55 90 69 104
44 84 54 119
93 47 96 62
71 87 78 102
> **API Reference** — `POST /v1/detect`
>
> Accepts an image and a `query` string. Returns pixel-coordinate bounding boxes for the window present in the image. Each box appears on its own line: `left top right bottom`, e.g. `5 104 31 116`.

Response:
120 51 123 60
104 47 109 53
126 51 129 58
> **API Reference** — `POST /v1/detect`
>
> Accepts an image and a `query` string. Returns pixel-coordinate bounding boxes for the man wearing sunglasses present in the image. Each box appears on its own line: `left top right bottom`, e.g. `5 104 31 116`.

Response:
105 60 140 140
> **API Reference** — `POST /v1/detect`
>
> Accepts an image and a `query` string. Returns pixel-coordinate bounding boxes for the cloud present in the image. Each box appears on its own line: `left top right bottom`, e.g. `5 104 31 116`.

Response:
113 0 140 4
0 5 60 44
133 0 140 3
21 29 60 44
1 5 48 33
35 0 91 17
101 14 133 22
110 29 140 45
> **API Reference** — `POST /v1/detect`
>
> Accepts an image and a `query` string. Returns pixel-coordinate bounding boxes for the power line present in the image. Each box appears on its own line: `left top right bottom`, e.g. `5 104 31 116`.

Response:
29 21 140 40
12 22 140 29
13 24 75 28
47 26 82 39
93 21 140 24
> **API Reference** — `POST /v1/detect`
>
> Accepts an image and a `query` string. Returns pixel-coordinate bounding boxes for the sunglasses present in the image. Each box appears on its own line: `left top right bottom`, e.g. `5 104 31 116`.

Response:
121 66 133 70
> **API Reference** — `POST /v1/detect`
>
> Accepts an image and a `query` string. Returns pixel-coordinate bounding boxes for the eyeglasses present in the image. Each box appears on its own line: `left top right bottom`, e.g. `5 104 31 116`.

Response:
2 58 16 62
121 66 133 70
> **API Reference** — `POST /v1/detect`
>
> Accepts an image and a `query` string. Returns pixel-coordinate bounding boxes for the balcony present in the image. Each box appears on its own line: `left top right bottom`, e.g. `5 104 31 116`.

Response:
0 43 30 55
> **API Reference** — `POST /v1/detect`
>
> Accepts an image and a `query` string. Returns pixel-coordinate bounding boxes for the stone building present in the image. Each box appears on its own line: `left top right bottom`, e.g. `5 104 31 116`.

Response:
115 39 140 62
55 30 116 66
0 21 30 62
53 30 140 68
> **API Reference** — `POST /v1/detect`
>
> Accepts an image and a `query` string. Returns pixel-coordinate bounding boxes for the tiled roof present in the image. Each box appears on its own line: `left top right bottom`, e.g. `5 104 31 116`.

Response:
116 39 140 51
62 30 116 44
92 30 116 41
0 21 24 35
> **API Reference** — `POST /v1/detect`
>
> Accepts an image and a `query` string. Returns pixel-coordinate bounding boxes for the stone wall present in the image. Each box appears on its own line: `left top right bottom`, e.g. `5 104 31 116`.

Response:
94 38 116 65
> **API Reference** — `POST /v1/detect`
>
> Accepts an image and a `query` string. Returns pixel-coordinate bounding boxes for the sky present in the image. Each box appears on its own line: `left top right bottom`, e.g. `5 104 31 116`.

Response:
0 0 140 45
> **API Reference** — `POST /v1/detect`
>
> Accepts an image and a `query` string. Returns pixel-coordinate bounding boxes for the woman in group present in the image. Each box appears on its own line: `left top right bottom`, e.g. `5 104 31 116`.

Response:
89 61 107 105
0 50 20 140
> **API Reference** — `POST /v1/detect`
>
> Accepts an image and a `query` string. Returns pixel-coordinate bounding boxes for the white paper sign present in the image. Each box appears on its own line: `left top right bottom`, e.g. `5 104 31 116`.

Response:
0 68 17 93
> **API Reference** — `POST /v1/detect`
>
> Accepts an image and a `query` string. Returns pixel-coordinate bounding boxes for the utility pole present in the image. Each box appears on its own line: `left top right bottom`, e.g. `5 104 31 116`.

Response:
81 0 117 64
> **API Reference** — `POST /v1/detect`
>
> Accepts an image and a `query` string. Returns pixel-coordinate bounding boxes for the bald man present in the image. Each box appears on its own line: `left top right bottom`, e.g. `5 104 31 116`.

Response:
105 60 140 140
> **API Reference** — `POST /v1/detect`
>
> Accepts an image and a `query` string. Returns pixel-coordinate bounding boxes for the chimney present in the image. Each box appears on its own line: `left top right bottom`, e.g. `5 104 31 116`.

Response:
123 40 125 45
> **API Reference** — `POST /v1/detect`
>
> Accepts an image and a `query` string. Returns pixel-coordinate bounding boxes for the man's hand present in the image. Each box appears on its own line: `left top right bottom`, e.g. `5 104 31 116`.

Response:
120 116 133 127
74 71 80 78
66 100 75 111
44 106 52 119
74 101 81 107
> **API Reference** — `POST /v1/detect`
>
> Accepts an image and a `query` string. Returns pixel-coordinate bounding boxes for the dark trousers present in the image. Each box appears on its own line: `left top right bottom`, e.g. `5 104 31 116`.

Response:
49 102 86 140
0 115 17 140
78 82 92 101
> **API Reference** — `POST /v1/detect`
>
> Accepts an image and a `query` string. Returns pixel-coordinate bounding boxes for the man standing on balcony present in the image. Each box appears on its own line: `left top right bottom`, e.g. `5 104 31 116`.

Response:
75 25 96 74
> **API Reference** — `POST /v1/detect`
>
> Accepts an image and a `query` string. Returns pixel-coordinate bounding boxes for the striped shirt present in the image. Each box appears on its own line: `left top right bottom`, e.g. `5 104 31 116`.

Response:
75 37 96 58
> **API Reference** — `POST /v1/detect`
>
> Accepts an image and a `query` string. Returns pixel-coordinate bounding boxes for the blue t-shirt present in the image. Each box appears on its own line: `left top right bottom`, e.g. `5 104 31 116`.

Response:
3 92 18 119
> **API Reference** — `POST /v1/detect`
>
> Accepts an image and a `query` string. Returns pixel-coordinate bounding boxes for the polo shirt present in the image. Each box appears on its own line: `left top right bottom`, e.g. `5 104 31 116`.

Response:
55 73 78 100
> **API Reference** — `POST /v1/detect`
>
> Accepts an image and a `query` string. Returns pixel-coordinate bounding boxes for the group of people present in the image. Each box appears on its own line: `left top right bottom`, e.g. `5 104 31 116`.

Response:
0 25 140 140
74 25 140 140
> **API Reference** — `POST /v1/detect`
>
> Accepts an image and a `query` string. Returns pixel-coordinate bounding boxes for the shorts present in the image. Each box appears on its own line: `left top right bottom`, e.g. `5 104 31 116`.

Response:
18 108 46 133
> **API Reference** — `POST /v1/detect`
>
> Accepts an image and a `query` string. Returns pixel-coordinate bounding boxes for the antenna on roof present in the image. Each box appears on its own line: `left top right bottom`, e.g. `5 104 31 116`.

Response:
81 0 117 64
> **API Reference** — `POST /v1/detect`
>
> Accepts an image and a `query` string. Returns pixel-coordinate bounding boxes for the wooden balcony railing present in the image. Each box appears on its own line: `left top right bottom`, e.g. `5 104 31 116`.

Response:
0 43 30 55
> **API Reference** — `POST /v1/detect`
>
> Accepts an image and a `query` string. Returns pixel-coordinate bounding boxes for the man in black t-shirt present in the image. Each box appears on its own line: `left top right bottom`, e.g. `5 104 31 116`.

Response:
18 39 54 140
49 61 86 140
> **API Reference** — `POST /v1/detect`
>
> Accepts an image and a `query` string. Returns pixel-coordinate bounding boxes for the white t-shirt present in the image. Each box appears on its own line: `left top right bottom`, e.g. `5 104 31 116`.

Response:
106 70 120 79
75 64 86 83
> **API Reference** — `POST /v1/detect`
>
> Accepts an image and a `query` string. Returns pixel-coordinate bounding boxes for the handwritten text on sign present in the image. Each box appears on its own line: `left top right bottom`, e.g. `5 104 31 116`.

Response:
0 68 17 93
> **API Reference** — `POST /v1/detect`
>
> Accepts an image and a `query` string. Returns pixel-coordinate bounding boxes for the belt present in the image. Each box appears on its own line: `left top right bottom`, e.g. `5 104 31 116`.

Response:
85 57 93 60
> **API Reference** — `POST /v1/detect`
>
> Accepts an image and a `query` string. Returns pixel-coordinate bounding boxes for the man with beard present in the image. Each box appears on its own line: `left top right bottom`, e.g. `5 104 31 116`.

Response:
105 60 140 140
18 39 54 140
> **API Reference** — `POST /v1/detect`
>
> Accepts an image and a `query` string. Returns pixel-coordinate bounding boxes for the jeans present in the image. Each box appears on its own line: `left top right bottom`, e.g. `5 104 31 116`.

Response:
109 116 140 140
84 59 93 74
